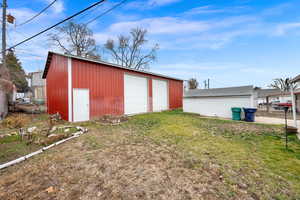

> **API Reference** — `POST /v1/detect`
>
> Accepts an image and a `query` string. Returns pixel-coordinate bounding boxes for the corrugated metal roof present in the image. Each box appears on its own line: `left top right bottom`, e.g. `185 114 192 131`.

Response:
184 85 254 98
42 51 183 81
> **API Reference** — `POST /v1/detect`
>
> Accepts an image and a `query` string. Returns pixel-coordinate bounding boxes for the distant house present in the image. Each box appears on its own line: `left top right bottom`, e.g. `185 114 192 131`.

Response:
291 75 300 113
28 71 46 103
256 88 300 112
183 85 257 118
256 89 281 105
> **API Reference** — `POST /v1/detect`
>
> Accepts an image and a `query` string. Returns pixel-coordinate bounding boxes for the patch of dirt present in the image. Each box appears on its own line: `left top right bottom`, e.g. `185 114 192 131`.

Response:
0 127 257 200
95 115 129 125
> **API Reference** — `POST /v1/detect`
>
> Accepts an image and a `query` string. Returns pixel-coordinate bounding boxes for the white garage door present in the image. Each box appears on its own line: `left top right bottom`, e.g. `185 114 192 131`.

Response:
152 79 168 112
183 96 252 118
124 74 148 115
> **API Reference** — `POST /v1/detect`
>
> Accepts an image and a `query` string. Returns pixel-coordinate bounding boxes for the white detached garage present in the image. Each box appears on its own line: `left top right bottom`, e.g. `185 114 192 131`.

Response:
183 85 257 118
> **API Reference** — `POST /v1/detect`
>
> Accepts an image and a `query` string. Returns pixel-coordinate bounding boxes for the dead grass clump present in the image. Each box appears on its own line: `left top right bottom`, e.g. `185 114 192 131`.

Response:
96 115 129 125
1 114 29 129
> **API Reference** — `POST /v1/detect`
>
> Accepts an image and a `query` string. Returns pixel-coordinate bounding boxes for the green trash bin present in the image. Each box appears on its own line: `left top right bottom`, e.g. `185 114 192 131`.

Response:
231 107 241 120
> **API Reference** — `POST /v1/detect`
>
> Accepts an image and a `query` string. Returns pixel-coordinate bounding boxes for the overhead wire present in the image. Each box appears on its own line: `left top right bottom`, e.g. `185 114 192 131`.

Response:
6 0 107 51
17 0 58 27
85 0 129 25
76 2 105 23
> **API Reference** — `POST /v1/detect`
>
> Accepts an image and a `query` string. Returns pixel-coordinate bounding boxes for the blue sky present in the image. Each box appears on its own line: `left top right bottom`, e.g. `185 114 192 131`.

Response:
5 0 300 88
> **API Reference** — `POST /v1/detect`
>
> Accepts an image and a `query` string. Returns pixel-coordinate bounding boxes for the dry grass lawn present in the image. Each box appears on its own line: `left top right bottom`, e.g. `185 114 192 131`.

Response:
0 110 300 199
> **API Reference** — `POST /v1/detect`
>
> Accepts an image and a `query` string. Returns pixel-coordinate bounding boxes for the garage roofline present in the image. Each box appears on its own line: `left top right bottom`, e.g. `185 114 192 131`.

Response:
184 94 252 98
42 51 183 81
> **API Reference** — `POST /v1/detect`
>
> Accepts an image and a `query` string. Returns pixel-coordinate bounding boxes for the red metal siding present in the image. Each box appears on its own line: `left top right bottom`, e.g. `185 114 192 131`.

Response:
46 55 69 120
46 54 183 120
169 80 183 109
72 59 124 118
71 58 183 118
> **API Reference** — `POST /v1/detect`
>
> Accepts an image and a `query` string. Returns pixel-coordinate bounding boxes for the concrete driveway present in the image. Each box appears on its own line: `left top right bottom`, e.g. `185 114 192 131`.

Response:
256 116 300 135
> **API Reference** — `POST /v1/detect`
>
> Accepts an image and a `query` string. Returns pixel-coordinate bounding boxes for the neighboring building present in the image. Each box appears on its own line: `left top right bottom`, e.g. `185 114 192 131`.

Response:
183 85 257 118
28 71 46 102
256 89 281 105
43 52 183 122
256 88 300 112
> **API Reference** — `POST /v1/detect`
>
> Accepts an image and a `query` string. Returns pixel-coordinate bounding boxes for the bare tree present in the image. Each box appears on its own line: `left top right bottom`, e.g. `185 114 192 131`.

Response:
188 78 199 89
269 78 297 93
105 27 159 70
48 21 100 59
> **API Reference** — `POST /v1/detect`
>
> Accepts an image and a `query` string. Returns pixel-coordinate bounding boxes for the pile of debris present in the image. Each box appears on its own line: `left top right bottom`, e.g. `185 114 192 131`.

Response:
96 115 129 125
0 124 88 146
0 125 88 170
10 103 46 114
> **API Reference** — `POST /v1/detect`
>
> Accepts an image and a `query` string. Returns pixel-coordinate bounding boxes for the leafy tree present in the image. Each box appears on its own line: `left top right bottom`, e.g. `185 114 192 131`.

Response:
48 21 100 59
188 78 199 89
105 27 159 70
269 78 297 92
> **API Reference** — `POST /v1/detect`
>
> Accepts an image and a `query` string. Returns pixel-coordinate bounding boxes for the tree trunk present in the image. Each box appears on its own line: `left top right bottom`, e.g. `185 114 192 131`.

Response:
0 89 8 120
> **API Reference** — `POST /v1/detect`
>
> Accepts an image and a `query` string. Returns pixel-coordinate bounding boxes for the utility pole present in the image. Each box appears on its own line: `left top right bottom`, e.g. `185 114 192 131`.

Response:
1 0 7 69
208 78 210 89
204 80 207 89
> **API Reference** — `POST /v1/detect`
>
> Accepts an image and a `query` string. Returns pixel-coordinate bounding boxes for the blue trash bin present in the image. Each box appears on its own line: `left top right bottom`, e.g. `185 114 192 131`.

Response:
243 108 257 122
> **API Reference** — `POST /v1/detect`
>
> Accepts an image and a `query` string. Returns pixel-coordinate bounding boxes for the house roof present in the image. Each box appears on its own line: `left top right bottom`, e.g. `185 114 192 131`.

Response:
42 51 183 81
256 88 281 98
184 85 254 98
291 74 300 83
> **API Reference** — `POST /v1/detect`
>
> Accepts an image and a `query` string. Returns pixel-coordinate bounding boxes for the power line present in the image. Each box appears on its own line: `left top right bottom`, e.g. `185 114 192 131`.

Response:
17 0 57 27
85 0 128 25
6 0 107 51
76 2 104 23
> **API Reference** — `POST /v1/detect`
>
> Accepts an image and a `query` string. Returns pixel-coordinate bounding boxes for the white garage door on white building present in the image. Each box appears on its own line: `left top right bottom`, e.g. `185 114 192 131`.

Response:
183 85 257 118
124 74 148 115
152 79 168 112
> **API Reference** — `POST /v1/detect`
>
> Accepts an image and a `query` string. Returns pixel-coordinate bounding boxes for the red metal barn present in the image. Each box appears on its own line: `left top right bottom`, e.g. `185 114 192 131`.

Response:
42 52 183 122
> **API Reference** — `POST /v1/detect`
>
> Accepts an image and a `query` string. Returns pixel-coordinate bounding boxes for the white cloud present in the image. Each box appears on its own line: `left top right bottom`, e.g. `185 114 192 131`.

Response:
275 22 300 36
148 0 181 6
44 0 64 13
7 8 37 21
96 15 261 50
125 0 180 10
184 6 226 15
108 17 210 35
262 3 292 16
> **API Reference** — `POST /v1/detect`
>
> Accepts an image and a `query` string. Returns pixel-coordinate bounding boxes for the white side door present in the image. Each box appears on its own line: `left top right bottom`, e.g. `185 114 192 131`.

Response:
124 74 148 115
73 88 90 122
152 79 168 112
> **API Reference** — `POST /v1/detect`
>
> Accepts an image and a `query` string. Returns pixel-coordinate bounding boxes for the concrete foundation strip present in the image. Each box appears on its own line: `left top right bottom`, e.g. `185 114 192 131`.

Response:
0 130 86 170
